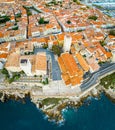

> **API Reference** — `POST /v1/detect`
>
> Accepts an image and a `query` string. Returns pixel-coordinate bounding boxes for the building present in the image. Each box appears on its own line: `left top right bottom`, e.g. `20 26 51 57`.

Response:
15 41 34 55
58 53 83 87
76 53 90 72
20 59 32 76
112 50 115 62
5 52 47 77
0 0 15 3
48 40 53 49
5 53 21 72
63 35 72 52
0 53 8 62
0 62 3 70
35 52 47 76
86 56 100 73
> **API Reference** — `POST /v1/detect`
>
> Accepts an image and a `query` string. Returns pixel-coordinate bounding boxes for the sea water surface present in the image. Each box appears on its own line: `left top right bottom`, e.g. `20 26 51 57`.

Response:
0 94 115 130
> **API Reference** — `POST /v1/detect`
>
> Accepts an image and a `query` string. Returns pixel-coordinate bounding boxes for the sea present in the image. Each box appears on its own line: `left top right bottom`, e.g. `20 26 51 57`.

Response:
0 94 115 130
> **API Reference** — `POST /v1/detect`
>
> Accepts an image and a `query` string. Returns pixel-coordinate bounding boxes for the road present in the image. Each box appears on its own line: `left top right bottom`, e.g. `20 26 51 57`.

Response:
80 63 115 91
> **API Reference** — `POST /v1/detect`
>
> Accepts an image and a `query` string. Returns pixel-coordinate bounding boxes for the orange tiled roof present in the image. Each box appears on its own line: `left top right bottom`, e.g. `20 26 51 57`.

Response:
0 53 8 59
58 53 83 86
97 44 111 58
5 53 20 67
70 76 83 86
106 52 112 58
35 53 47 71
0 32 4 38
61 53 79 77
58 57 67 73
76 53 89 72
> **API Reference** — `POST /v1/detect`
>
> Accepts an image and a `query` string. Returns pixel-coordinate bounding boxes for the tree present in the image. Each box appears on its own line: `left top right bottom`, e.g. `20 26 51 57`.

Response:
15 13 21 18
42 44 48 49
38 17 49 24
1 68 10 78
12 26 18 30
27 9 32 16
67 20 71 24
38 17 44 24
100 40 106 47
52 45 62 56
88 15 98 21
73 0 80 4
0 15 10 24
46 78 49 84
73 0 77 2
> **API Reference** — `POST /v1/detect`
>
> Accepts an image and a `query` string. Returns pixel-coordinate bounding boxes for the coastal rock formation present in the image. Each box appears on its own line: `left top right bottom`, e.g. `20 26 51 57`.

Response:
0 73 114 123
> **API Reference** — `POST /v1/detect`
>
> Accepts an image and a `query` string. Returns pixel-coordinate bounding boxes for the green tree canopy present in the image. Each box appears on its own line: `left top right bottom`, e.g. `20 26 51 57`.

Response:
88 15 98 21
52 45 62 56
67 20 71 24
38 17 44 24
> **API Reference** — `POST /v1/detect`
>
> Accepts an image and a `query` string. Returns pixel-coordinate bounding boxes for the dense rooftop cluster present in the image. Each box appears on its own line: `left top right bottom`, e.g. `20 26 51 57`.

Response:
0 0 115 87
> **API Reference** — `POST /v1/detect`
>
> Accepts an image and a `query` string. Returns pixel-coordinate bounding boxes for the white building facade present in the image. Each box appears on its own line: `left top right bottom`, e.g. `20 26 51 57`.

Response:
63 35 72 52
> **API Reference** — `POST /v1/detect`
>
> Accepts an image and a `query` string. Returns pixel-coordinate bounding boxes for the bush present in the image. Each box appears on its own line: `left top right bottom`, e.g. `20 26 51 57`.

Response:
8 78 14 84
42 78 49 85
1 68 8 75
1 68 10 78
8 72 21 83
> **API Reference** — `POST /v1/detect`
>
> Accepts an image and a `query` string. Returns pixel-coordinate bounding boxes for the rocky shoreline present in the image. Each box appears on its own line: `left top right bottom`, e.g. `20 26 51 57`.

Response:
0 80 114 123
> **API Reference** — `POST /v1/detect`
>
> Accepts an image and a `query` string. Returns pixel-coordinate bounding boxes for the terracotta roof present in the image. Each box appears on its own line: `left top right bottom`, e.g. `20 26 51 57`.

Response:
58 53 83 86
35 53 47 71
106 52 112 58
58 57 67 73
5 53 20 67
0 53 8 59
61 53 79 77
76 53 89 72
70 76 83 86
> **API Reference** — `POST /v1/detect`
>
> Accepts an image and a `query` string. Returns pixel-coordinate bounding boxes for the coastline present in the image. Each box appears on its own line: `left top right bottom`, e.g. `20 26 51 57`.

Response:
0 72 114 122
0 85 112 123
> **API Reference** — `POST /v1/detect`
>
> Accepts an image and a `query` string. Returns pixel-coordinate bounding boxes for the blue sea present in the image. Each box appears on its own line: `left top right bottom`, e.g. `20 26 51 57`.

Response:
0 94 115 130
